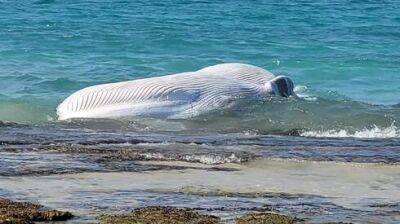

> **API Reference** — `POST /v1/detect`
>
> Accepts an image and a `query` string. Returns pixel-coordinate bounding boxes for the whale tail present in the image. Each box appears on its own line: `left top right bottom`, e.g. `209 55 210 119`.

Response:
269 76 295 97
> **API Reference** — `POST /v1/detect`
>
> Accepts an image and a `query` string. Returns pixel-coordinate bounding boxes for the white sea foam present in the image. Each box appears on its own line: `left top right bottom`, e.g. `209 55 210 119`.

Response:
294 85 317 101
301 123 398 138
183 153 243 164
142 152 245 164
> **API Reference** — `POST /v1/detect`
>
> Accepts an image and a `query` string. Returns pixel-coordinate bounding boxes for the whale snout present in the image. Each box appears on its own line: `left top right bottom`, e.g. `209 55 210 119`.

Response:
270 76 295 97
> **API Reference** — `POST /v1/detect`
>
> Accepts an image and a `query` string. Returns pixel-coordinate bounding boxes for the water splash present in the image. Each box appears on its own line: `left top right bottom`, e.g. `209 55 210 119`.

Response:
294 85 317 101
301 123 398 138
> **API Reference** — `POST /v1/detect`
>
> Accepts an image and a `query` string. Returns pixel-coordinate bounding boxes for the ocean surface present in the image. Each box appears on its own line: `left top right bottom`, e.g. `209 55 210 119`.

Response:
1 1 400 223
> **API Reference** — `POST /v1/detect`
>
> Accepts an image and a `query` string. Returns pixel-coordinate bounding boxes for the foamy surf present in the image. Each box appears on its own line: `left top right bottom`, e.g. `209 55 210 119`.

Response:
301 123 399 138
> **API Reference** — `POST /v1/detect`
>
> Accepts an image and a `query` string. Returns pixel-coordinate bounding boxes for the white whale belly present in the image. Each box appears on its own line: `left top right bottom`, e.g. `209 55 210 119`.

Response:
57 63 275 120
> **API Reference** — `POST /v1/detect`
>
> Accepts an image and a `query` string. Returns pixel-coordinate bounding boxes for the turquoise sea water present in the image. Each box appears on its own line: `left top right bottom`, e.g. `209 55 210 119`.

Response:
1 1 400 133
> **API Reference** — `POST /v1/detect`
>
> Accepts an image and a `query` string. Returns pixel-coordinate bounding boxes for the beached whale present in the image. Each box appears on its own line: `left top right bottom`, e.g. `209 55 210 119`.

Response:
57 63 295 120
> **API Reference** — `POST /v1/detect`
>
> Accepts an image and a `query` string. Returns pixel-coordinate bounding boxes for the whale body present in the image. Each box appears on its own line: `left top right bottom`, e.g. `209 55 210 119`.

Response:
57 63 295 120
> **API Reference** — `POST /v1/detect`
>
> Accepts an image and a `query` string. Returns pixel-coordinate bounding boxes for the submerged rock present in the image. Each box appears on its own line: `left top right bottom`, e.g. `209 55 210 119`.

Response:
98 206 220 224
0 198 73 224
236 212 297 224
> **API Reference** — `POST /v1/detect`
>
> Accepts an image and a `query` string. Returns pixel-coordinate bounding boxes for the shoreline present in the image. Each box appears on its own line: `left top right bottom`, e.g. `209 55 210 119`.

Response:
1 124 399 223
1 161 399 223
0 198 300 224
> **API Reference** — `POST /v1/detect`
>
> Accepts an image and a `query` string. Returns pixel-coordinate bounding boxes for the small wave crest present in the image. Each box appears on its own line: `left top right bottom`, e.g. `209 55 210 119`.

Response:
301 123 398 138
294 85 317 101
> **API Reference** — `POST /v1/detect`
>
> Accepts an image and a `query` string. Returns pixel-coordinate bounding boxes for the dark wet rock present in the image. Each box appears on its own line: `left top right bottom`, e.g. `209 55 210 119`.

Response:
271 129 303 136
93 146 257 165
0 198 73 223
369 202 400 208
320 222 353 224
367 202 400 216
194 205 273 213
0 121 22 127
0 142 250 176
167 188 322 200
0 149 242 176
236 212 297 224
98 206 220 224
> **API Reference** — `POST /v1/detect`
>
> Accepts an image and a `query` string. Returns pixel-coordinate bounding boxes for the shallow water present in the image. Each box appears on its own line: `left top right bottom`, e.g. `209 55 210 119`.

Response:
1 159 399 223
1 1 400 223
1 122 400 222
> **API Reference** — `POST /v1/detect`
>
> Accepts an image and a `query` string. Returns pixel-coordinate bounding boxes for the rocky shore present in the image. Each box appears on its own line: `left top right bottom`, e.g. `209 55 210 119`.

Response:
0 198 298 224
98 206 298 224
0 198 73 224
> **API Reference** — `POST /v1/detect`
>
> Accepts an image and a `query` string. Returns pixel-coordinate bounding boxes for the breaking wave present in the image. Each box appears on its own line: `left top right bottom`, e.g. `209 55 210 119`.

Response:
301 123 399 139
